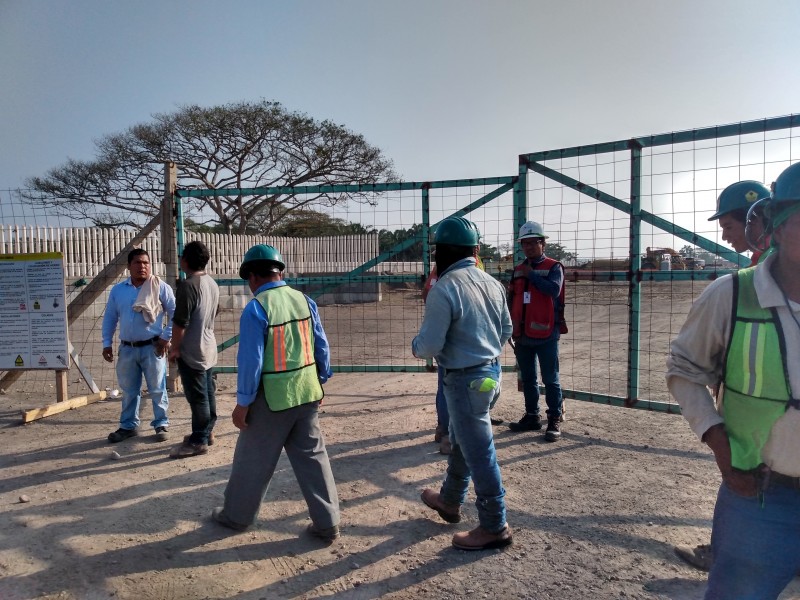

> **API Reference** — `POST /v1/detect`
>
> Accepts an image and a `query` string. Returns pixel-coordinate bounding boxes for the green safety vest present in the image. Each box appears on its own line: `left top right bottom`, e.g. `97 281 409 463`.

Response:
256 286 323 411
722 267 792 470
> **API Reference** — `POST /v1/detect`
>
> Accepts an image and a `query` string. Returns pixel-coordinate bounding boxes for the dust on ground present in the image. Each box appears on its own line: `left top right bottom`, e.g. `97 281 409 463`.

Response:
3 371 800 600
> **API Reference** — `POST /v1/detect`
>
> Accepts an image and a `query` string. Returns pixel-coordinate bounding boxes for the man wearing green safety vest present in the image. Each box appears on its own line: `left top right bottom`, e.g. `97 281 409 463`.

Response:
673 179 771 571
211 244 340 543
667 162 800 599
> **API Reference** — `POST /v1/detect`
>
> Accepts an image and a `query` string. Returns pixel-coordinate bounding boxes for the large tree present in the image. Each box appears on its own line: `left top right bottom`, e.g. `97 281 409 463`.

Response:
270 209 373 237
23 100 397 232
545 242 578 264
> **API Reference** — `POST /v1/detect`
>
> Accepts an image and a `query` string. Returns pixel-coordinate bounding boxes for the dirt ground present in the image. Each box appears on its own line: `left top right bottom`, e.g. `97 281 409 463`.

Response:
3 370 800 600
2 280 799 599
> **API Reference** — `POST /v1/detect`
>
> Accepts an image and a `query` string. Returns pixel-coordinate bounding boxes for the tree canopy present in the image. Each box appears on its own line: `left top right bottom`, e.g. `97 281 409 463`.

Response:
545 242 578 264
249 209 502 263
23 100 397 233
270 209 372 237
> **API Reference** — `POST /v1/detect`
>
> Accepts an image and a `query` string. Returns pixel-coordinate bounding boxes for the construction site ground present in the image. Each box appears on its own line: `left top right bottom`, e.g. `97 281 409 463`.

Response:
3 370 800 600
3 280 799 599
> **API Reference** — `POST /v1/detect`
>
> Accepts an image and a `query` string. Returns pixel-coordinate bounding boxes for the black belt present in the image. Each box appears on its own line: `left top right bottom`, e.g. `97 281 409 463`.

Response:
755 465 800 490
121 336 160 348
444 358 497 375
765 471 800 490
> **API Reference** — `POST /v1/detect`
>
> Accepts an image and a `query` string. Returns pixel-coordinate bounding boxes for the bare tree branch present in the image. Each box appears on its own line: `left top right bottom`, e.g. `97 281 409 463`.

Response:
22 100 397 233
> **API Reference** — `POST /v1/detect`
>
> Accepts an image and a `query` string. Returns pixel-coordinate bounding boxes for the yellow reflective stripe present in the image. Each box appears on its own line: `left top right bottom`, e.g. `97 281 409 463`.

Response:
741 323 752 394
753 323 766 397
741 322 767 397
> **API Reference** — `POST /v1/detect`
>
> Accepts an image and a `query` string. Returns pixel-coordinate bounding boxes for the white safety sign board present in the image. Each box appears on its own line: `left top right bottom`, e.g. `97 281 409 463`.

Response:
0 253 69 370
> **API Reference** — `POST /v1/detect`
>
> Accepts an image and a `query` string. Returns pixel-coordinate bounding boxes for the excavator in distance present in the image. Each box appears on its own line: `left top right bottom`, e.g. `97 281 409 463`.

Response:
641 247 689 270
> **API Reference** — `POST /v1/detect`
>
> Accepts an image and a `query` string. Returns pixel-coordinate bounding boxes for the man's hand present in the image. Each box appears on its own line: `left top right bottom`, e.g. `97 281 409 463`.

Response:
102 347 114 363
232 404 250 430
168 346 181 362
514 263 531 278
703 423 758 497
154 338 169 358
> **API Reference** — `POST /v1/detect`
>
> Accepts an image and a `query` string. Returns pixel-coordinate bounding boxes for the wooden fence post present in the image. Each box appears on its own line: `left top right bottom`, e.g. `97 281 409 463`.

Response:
161 162 181 393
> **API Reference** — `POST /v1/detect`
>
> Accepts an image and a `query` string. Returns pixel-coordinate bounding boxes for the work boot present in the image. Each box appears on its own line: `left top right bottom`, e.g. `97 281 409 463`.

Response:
674 544 711 572
169 441 209 459
211 507 248 531
108 428 138 443
452 525 513 550
420 489 461 523
439 435 452 455
307 523 340 544
434 425 447 443
184 431 215 446
545 416 561 442
508 413 541 432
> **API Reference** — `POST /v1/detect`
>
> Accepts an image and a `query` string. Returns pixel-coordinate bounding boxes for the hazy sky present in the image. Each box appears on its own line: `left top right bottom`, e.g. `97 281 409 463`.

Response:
2 0 799 194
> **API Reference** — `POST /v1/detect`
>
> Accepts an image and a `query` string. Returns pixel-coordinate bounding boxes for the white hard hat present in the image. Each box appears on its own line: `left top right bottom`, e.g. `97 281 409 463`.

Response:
518 221 548 240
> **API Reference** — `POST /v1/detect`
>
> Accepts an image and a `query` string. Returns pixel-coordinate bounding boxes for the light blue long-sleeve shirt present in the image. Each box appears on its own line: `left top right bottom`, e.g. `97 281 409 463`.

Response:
101 277 176 347
236 280 333 407
412 257 512 369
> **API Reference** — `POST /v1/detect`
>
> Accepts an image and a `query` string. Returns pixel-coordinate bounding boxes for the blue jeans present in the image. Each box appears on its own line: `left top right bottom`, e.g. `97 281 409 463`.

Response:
706 482 800 599
439 360 506 533
435 364 449 431
176 358 217 445
514 339 562 418
116 343 169 431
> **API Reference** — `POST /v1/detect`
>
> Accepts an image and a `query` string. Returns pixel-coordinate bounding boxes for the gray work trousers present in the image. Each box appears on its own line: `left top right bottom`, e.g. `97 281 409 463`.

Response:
222 392 340 529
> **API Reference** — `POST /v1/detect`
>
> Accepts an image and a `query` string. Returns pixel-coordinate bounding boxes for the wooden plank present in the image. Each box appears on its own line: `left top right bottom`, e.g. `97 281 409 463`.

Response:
55 370 68 403
21 390 108 424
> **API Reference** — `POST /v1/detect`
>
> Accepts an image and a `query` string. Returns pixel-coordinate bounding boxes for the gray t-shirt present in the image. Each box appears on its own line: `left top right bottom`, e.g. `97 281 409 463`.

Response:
172 272 219 370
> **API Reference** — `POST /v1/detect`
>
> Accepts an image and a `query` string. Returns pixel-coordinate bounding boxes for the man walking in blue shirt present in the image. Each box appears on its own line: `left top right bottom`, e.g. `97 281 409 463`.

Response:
211 244 340 543
413 217 513 550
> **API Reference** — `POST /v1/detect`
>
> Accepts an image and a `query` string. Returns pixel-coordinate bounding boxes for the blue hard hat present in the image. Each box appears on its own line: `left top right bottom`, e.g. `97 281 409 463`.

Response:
239 244 285 279
709 181 771 221
771 162 800 205
434 217 480 246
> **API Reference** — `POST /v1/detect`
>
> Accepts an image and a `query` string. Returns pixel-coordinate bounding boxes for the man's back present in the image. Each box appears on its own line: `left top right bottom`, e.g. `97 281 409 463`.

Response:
425 260 512 368
177 274 219 370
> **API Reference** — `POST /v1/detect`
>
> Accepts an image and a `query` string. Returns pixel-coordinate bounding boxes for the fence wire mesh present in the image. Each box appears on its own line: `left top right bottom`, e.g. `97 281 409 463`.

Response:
2 114 799 413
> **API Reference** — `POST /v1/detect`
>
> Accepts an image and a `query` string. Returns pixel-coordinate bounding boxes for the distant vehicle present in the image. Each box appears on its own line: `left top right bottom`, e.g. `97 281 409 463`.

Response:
684 258 705 270
641 247 688 270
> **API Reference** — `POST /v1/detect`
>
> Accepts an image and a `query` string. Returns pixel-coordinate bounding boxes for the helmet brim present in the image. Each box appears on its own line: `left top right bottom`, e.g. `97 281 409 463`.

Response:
239 260 284 279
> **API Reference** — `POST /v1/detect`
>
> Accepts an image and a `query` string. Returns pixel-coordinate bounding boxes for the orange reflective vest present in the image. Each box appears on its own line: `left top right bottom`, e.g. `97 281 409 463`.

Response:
508 257 566 339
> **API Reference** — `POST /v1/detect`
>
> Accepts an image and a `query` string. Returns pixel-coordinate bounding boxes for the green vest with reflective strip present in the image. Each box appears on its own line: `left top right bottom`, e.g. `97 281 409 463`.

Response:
256 286 323 411
722 267 791 470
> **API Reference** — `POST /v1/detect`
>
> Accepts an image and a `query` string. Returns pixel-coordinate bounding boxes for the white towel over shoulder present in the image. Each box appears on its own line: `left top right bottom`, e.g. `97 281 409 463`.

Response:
132 275 162 324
